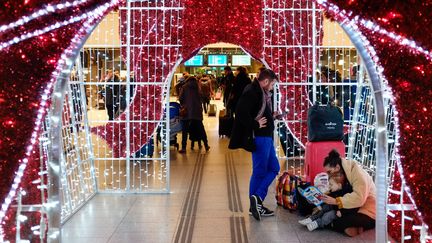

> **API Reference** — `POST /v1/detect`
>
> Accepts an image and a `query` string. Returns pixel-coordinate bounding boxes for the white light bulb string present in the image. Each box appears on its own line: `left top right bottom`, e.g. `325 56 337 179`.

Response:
0 0 89 33
0 0 122 239
316 0 432 60
0 0 122 51
317 0 428 235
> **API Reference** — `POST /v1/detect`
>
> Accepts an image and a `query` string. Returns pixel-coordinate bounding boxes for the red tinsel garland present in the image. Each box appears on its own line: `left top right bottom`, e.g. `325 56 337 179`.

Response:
1 0 432 242
94 0 320 156
388 168 423 242
263 0 323 145
0 0 121 241
323 0 432 241
92 0 264 157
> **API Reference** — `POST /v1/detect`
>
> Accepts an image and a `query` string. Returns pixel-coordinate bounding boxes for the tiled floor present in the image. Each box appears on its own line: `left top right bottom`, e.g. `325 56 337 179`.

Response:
62 101 375 242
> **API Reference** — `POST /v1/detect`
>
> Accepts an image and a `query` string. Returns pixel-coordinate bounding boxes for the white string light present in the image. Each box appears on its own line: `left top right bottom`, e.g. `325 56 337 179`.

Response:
316 0 432 60
0 0 120 51
0 0 89 33
3 0 428 241
0 0 122 240
1 15 91 50
317 0 432 241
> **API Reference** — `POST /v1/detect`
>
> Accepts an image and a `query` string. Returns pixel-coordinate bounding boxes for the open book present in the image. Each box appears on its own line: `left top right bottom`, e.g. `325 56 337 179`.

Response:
298 186 324 206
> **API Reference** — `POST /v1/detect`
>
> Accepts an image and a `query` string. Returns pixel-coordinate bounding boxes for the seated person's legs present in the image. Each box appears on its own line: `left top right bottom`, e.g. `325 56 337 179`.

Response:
332 212 375 236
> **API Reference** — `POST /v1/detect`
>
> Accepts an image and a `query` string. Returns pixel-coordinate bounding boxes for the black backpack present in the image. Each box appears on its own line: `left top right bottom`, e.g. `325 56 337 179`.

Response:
307 102 344 142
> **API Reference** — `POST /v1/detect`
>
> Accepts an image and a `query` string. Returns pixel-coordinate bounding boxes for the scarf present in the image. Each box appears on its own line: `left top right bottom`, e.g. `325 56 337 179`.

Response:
255 87 272 121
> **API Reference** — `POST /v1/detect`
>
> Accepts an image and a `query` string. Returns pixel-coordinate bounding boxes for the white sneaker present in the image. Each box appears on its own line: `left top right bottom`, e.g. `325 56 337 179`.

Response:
298 218 312 226
307 221 319 231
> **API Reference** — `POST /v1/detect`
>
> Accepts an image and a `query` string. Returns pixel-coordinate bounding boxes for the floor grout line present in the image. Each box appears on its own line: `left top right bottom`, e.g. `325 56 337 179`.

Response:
61 108 376 242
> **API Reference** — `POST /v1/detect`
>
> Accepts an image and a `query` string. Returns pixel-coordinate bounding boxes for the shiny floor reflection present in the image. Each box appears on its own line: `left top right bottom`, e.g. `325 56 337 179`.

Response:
62 101 375 243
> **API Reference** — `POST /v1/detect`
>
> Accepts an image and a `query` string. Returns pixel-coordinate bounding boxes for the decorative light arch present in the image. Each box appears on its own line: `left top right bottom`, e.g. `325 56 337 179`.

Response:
0 0 431 242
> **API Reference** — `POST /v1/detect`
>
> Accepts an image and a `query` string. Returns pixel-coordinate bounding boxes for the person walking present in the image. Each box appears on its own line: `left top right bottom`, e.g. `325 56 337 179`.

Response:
228 69 280 221
200 75 212 114
227 66 252 115
175 72 189 96
178 76 210 153
222 66 235 109
103 69 121 120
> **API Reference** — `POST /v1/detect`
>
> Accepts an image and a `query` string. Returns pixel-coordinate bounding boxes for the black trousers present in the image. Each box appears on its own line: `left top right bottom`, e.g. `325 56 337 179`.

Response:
332 212 375 233
106 103 118 121
202 100 209 113
201 96 210 113
181 120 190 149
188 120 208 147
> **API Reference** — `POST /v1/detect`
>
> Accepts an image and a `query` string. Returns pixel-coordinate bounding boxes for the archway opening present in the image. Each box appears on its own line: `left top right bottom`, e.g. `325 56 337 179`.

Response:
19 3 398 243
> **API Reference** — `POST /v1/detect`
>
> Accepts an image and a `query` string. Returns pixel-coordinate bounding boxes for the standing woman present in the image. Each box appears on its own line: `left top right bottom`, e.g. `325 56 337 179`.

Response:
200 75 212 114
178 76 210 152
103 69 121 120
321 150 376 237
228 66 251 115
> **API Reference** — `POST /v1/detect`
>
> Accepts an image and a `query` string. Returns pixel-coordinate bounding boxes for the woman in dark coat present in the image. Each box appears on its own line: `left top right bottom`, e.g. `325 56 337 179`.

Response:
200 75 213 113
178 76 210 153
103 70 121 120
228 66 252 115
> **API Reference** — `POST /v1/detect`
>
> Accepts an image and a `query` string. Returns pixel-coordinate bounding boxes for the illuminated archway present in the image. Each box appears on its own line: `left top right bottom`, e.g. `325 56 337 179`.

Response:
0 0 431 242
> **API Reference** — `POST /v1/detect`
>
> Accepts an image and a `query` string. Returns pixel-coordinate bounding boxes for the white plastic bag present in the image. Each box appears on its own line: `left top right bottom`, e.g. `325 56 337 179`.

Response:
314 172 329 194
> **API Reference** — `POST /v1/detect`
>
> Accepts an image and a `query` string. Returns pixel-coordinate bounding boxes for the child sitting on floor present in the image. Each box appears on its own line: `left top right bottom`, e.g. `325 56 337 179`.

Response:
298 173 358 231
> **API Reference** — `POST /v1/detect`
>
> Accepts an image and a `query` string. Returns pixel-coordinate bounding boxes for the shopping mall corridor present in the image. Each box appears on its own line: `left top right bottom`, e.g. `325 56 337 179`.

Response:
61 102 375 243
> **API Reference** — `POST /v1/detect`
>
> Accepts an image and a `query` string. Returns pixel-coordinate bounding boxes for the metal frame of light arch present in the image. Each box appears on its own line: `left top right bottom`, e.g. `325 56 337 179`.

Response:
339 21 388 243
43 1 393 242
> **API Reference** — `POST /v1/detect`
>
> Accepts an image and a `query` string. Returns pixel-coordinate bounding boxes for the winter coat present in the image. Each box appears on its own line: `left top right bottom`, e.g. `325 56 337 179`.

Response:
105 75 121 105
200 78 212 100
228 72 252 111
228 80 274 152
179 78 203 120
223 72 235 106
336 159 376 220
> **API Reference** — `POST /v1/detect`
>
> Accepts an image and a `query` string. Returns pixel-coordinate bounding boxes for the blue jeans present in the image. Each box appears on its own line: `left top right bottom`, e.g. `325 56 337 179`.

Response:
310 204 337 228
249 136 280 201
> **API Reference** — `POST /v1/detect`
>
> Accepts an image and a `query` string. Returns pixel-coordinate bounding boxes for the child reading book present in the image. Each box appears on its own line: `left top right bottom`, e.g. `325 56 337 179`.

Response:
298 173 358 231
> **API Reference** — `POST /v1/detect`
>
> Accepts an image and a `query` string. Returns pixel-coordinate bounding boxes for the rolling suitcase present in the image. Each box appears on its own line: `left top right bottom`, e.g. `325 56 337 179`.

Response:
219 113 233 137
304 141 345 183
208 104 217 116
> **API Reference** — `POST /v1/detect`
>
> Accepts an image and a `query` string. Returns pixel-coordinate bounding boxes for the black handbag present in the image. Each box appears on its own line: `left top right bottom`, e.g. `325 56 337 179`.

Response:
307 102 344 142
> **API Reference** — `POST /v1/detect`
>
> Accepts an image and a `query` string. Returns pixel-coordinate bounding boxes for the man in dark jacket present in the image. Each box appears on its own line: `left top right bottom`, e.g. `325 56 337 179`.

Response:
104 69 121 120
228 69 280 221
222 66 235 109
